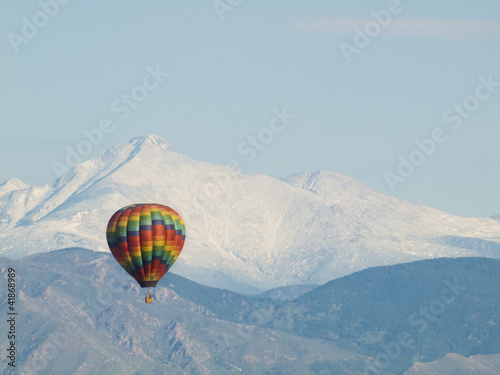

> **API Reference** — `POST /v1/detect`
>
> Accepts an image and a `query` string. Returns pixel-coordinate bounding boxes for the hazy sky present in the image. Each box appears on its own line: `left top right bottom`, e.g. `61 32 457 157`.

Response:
1 0 499 218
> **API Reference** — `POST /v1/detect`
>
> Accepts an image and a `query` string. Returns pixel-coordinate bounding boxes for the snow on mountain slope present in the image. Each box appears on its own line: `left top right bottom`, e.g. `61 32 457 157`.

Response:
0 177 29 195
283 171 500 244
1 135 499 293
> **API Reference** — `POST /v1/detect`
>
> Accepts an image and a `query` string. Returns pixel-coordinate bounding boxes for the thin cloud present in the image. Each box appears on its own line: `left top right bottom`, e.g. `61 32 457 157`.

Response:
291 17 500 39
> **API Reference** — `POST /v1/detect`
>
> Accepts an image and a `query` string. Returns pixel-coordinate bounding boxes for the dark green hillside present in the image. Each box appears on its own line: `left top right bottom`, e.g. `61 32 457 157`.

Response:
268 257 500 373
7 249 500 374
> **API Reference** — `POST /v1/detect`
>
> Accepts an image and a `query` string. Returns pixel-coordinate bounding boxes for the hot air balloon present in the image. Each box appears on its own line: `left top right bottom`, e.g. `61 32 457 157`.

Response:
106 203 186 303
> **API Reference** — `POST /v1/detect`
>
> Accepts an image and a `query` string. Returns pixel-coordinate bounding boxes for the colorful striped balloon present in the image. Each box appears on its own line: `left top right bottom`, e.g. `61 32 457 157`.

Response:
106 203 186 288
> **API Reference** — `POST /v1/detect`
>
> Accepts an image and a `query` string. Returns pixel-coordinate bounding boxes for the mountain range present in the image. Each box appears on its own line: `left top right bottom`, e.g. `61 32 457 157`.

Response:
1 135 499 293
1 249 499 375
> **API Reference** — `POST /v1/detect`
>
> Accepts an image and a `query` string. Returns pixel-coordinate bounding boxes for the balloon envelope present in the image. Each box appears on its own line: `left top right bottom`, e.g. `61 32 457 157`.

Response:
106 203 186 287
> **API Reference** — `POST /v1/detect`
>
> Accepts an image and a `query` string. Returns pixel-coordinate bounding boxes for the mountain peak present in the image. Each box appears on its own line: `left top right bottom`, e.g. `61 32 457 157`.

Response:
128 135 171 150
282 170 361 193
0 177 30 194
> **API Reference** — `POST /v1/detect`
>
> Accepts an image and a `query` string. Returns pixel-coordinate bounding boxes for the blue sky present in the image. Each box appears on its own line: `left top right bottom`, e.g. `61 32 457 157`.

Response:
1 0 500 218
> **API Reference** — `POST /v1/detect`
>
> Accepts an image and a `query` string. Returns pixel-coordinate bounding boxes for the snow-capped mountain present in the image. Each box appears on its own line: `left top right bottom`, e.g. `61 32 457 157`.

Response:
1 135 499 293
